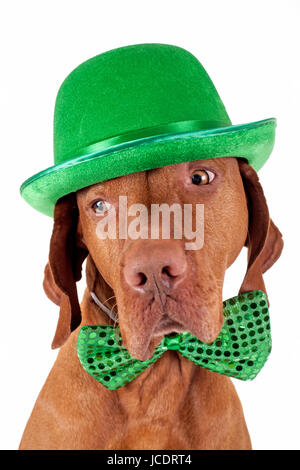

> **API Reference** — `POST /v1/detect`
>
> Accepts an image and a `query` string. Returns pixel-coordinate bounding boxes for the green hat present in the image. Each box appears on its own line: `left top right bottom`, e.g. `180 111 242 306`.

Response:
20 43 276 217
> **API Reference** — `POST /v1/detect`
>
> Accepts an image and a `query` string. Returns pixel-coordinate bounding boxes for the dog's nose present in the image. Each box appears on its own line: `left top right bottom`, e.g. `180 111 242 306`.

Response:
123 241 187 292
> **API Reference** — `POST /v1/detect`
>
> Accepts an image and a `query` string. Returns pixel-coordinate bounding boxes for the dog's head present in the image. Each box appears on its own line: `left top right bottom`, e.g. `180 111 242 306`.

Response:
44 158 283 360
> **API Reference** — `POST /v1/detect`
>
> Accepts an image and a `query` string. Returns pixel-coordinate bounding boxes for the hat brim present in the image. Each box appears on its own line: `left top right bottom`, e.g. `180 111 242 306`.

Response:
20 118 276 217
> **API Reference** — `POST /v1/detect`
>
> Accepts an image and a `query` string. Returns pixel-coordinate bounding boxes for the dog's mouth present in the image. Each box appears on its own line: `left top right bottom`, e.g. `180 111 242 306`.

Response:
152 314 186 337
121 315 187 361
122 299 197 361
120 290 224 361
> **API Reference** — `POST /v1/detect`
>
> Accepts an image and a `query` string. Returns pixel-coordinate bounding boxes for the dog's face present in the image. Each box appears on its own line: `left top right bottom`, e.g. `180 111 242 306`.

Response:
44 158 283 358
76 158 247 360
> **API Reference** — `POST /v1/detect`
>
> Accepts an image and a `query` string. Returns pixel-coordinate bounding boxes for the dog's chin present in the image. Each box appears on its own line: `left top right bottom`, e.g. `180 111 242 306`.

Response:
126 336 162 362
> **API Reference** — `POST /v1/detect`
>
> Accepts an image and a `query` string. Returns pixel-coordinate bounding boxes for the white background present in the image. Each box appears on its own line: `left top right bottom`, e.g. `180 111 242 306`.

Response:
1 0 299 450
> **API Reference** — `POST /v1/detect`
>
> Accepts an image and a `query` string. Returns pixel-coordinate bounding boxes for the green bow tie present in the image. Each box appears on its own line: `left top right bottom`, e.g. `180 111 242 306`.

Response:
77 290 271 390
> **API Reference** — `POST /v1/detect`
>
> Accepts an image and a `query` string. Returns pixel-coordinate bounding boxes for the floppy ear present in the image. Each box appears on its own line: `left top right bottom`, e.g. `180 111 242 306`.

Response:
238 160 283 295
43 193 88 349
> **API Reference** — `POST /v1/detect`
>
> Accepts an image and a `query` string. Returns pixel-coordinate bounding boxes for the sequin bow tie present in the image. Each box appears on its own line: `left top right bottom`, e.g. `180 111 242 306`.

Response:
77 290 271 390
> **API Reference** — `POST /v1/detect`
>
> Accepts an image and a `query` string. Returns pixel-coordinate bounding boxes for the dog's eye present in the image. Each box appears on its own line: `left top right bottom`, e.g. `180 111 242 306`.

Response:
191 169 215 185
92 200 112 215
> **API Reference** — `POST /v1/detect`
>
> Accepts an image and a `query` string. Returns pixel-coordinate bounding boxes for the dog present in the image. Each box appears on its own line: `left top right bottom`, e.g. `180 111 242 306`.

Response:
19 157 283 450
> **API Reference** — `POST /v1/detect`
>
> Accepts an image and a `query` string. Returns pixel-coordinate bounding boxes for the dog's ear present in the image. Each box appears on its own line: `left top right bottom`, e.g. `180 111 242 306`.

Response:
238 160 283 295
43 194 88 349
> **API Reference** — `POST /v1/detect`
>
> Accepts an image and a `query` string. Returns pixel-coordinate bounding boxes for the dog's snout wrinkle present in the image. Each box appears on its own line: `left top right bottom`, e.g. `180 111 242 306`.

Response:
152 273 167 312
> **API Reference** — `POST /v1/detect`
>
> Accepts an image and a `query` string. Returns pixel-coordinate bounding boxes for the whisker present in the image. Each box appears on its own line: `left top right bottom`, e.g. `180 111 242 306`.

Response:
102 295 116 307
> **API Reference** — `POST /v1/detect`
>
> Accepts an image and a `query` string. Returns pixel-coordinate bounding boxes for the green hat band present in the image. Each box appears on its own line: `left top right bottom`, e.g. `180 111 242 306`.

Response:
66 119 229 159
77 290 271 390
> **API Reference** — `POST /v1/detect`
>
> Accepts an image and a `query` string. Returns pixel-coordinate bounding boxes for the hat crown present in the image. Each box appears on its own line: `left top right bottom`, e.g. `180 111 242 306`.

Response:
54 43 231 164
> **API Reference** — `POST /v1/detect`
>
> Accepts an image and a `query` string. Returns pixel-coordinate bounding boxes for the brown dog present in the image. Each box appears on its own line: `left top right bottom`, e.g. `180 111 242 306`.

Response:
19 157 283 450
